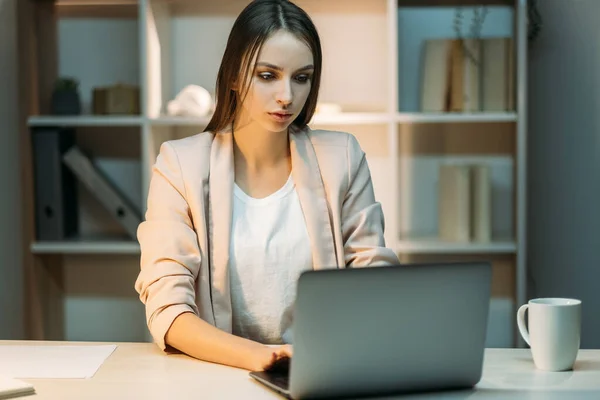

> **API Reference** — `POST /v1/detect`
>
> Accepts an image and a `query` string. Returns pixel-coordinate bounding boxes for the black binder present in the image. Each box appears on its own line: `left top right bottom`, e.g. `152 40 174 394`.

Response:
32 127 79 240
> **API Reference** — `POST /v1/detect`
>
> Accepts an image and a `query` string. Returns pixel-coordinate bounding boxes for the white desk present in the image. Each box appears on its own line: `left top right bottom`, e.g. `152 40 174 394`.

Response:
2 341 600 399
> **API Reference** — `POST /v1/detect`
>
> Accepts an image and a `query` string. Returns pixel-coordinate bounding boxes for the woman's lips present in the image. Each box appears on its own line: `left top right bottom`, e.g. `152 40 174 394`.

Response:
269 112 293 123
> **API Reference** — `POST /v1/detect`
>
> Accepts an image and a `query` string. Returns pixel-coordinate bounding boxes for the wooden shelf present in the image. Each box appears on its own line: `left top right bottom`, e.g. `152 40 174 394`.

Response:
56 0 137 4
150 113 393 127
396 112 517 124
31 237 140 255
27 113 515 127
311 112 391 125
149 116 212 126
28 116 143 127
398 0 514 7
395 238 517 254
56 0 138 18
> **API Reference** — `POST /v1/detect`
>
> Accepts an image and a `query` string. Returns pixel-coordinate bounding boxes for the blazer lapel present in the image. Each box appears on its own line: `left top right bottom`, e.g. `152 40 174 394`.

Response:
207 127 338 333
208 131 234 332
289 126 339 269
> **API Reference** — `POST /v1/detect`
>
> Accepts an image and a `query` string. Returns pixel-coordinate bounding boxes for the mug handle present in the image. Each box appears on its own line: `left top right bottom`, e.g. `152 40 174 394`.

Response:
517 304 531 346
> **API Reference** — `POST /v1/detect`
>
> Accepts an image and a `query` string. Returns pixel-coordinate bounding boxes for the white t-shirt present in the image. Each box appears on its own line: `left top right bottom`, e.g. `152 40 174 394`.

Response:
229 174 313 344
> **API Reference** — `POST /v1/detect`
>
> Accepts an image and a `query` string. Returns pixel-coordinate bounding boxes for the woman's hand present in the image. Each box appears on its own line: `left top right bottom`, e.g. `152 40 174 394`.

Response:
251 344 294 371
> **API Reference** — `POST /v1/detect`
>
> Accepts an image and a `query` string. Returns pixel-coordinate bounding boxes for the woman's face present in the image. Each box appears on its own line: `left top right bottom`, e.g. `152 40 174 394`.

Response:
237 30 314 134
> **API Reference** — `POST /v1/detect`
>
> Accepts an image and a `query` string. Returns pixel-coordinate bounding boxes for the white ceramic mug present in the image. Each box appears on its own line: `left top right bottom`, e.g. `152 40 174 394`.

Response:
517 298 581 371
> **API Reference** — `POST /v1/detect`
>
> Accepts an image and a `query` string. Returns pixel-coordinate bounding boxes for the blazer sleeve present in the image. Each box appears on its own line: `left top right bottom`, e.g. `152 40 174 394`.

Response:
341 135 400 267
134 141 201 351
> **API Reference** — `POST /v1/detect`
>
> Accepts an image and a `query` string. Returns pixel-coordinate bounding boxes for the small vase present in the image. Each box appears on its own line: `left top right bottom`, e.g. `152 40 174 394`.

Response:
51 90 82 115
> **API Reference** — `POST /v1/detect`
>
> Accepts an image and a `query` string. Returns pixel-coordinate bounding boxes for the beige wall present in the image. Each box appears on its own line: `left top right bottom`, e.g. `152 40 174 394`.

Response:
0 0 24 339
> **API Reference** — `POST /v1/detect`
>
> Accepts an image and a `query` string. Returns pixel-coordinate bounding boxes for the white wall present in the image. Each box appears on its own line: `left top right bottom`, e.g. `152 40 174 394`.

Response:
528 0 600 349
0 0 24 339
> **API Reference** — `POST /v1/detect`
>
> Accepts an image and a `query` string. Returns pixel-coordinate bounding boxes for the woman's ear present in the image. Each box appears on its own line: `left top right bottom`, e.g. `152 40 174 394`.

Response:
231 75 244 92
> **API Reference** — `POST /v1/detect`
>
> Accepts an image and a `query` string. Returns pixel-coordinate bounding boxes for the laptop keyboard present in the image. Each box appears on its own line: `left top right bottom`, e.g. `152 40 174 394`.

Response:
265 357 291 390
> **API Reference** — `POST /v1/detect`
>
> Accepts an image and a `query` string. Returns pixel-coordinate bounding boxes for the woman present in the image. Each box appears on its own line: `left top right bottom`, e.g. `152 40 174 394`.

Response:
134 0 399 372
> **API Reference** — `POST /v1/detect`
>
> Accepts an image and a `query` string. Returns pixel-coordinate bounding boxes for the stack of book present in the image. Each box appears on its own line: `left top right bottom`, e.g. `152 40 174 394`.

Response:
420 37 515 113
438 163 491 243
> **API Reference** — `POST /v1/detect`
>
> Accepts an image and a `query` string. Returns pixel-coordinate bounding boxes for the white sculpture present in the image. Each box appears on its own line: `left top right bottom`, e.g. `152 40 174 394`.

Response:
167 84 215 117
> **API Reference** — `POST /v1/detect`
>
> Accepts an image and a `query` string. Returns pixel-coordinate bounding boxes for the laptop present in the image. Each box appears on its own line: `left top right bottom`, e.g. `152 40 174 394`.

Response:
249 261 492 399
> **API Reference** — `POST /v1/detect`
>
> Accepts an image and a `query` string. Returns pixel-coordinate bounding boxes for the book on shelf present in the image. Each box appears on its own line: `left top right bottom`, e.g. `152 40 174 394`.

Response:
482 37 515 112
438 163 492 243
471 164 492 242
439 164 471 242
421 37 515 113
420 39 452 112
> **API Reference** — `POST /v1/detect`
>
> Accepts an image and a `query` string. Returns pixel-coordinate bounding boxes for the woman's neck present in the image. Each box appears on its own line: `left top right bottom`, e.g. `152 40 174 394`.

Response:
232 121 290 173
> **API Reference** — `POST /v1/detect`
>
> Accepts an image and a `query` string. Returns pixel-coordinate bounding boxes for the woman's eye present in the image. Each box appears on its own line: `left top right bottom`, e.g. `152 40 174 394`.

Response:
259 72 275 81
295 75 310 83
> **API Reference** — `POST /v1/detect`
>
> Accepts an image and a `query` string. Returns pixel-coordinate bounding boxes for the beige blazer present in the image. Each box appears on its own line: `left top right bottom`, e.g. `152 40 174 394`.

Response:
134 125 400 350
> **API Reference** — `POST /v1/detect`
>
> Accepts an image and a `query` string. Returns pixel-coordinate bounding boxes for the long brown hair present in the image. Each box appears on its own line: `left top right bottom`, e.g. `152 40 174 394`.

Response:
205 0 322 134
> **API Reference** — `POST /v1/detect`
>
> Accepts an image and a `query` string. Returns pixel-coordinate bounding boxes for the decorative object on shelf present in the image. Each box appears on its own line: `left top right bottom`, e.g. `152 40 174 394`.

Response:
438 163 491 243
93 84 140 115
453 6 488 67
528 0 542 44
51 77 82 115
32 127 79 241
62 146 142 240
450 7 487 113
166 84 214 118
448 37 481 112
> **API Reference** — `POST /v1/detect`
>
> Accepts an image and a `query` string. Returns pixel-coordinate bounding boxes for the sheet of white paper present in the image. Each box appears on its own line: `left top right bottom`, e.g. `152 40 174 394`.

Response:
0 345 117 379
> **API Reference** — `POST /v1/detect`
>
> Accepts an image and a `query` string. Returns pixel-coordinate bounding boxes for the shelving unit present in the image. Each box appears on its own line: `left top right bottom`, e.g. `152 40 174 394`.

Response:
27 112 517 127
395 238 516 254
19 0 527 346
31 239 140 255
395 112 517 123
148 116 211 126
28 116 144 127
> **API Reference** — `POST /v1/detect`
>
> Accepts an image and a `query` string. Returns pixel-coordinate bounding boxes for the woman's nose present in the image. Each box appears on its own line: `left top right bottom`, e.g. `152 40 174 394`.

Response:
275 79 293 106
